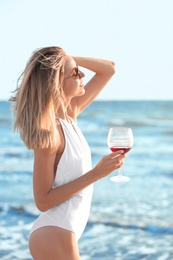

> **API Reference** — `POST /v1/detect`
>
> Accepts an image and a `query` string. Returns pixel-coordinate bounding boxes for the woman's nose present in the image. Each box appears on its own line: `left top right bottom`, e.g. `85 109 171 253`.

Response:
80 70 85 79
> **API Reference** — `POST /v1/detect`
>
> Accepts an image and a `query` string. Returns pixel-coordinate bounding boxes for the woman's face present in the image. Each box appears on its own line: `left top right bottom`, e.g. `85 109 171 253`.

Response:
63 56 85 100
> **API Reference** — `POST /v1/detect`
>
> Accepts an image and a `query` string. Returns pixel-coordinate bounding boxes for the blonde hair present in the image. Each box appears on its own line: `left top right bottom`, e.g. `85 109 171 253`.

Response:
9 46 66 149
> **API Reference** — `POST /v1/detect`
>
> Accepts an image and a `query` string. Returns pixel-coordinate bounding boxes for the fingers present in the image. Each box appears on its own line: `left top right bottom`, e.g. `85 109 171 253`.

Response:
108 150 126 161
94 151 127 180
112 158 124 169
111 155 124 168
101 151 124 169
111 150 125 157
108 150 126 169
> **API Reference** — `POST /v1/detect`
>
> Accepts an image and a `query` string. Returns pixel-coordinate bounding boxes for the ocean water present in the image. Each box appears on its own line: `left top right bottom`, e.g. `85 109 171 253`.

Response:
0 100 173 260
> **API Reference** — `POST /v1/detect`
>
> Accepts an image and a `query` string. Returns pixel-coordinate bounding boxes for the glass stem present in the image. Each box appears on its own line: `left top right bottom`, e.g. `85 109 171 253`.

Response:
118 169 122 177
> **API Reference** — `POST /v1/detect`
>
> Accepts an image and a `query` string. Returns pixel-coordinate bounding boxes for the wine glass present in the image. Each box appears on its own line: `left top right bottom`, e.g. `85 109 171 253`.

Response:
107 127 134 182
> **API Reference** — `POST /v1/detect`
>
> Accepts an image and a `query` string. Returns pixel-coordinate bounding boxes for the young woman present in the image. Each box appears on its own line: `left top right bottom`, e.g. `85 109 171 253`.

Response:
10 46 126 260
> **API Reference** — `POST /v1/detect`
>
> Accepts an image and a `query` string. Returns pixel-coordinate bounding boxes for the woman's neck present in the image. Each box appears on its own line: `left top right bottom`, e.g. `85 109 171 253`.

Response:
57 108 70 122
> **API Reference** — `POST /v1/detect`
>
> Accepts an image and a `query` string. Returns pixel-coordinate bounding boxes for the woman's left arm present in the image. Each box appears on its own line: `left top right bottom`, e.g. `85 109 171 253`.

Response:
72 56 115 114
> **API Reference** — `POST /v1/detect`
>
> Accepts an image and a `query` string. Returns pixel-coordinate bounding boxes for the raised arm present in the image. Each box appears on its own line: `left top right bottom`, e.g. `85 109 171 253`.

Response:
71 56 115 114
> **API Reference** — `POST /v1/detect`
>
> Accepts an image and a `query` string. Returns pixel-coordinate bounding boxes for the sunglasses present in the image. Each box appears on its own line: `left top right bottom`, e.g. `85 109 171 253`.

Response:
64 67 81 80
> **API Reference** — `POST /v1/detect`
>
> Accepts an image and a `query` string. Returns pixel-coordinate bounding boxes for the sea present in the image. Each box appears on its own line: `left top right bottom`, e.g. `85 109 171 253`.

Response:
0 100 173 260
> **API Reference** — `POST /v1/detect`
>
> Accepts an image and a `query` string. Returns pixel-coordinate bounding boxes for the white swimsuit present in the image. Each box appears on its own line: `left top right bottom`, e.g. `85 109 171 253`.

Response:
30 118 93 241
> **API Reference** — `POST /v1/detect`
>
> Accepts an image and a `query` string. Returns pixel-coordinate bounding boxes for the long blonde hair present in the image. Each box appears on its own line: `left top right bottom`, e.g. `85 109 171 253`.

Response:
9 46 66 149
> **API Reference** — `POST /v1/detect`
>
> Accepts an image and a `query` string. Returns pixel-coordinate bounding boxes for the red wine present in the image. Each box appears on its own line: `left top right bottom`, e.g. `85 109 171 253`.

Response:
110 147 131 153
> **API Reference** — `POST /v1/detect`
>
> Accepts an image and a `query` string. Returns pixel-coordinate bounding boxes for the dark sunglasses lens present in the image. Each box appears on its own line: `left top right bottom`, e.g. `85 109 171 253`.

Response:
76 67 81 78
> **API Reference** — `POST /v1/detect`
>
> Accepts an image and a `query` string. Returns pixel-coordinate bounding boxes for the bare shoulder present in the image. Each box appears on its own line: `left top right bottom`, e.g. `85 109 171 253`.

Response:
34 121 63 159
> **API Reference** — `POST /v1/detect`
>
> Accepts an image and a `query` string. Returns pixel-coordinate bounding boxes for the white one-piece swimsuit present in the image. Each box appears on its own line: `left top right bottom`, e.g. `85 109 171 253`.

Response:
30 118 93 241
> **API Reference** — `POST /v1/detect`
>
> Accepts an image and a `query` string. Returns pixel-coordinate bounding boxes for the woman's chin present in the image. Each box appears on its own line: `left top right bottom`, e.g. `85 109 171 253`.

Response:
78 87 85 96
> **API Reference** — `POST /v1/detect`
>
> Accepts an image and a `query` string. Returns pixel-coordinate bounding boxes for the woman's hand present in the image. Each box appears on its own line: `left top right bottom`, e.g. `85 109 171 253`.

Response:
92 151 126 181
70 56 115 115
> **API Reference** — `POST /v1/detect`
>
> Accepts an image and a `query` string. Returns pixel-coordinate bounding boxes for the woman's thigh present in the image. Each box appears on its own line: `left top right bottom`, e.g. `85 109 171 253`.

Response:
29 226 80 260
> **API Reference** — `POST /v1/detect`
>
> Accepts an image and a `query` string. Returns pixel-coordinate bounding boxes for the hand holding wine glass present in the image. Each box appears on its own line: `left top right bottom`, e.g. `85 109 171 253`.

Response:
107 127 134 182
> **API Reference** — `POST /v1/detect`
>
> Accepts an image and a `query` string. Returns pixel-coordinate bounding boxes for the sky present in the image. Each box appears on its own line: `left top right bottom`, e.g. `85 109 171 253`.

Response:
0 0 173 101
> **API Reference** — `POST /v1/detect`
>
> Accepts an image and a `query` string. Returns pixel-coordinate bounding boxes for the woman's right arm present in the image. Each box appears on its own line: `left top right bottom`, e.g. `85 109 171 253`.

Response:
33 147 125 212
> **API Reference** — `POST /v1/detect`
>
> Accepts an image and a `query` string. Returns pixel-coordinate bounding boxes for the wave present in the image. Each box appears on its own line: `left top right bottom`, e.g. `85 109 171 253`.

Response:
3 152 33 159
106 118 173 128
0 118 11 126
87 220 173 235
0 204 39 223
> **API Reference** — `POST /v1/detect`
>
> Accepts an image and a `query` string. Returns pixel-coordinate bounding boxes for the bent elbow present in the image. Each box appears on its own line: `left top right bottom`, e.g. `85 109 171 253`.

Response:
35 199 50 212
110 61 116 75
36 203 47 212
105 61 116 76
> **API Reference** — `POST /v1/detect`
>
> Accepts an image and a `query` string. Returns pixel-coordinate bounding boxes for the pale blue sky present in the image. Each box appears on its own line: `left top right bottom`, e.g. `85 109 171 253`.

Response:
0 0 173 100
